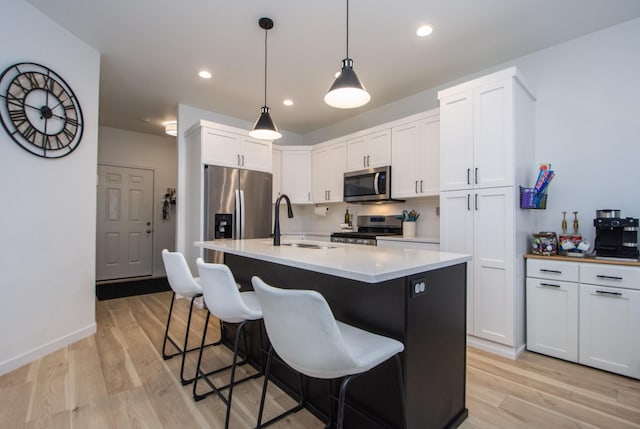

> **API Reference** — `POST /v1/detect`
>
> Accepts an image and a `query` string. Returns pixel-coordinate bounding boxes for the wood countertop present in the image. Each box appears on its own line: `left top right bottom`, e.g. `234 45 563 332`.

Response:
525 253 640 267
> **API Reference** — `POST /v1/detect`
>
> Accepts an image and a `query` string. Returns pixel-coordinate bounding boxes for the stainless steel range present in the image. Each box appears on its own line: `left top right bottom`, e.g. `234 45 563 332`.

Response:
330 215 402 246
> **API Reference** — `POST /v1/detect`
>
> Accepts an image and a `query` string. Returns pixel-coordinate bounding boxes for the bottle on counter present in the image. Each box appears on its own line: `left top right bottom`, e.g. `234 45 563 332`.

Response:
344 208 350 225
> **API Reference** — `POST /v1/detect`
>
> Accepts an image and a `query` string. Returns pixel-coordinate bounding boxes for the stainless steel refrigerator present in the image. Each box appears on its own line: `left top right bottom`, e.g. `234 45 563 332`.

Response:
203 165 273 262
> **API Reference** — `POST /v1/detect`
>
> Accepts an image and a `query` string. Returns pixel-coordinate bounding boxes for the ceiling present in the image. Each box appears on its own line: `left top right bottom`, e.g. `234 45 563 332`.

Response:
25 0 640 138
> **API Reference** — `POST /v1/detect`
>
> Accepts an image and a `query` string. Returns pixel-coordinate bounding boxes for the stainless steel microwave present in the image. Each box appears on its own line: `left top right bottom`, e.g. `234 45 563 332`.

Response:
344 166 401 203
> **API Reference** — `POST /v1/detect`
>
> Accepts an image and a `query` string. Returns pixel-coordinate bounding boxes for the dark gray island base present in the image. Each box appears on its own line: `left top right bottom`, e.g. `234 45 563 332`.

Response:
224 253 468 429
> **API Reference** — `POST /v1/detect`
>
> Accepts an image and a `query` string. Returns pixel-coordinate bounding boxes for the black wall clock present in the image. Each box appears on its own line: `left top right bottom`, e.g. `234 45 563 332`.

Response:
0 62 84 158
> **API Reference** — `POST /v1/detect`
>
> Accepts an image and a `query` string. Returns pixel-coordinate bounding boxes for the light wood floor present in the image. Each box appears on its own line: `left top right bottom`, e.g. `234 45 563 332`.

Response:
1 291 638 429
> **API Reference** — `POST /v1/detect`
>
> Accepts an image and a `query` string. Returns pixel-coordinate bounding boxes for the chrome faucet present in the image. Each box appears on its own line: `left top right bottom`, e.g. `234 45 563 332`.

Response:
273 194 294 246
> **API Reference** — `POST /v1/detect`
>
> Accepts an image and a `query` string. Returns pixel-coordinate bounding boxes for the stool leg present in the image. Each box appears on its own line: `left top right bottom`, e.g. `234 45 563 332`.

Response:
179 295 199 385
256 345 274 428
161 292 177 359
337 375 358 429
192 310 211 400
394 354 407 429
224 320 247 429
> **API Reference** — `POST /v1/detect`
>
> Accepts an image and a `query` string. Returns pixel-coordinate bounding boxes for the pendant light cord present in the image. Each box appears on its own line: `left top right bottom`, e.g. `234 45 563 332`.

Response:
346 0 350 59
263 26 268 107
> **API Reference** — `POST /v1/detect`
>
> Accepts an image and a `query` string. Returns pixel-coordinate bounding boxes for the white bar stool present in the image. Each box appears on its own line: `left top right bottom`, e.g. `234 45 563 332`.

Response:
252 276 407 429
161 249 221 385
194 258 264 429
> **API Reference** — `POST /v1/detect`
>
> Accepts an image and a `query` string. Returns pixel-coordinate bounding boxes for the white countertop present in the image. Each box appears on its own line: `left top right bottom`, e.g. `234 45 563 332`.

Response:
195 239 470 283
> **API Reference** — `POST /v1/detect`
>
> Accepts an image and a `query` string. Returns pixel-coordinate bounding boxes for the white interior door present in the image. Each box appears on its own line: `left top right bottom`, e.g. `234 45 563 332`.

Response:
96 164 154 281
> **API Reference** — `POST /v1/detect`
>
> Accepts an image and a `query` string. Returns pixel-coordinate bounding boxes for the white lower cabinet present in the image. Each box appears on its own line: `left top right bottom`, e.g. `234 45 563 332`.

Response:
579 283 640 378
526 258 640 379
526 277 578 362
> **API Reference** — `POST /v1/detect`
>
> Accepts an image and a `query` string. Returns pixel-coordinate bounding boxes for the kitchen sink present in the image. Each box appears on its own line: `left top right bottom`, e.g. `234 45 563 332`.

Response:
281 242 337 250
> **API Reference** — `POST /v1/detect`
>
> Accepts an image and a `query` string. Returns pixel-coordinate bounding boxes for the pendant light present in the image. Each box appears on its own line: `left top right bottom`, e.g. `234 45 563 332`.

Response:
324 0 370 109
249 17 282 141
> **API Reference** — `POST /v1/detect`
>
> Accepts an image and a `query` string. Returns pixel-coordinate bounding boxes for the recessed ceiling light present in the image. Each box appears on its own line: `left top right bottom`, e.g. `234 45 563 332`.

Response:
198 70 212 79
283 99 294 106
416 25 433 37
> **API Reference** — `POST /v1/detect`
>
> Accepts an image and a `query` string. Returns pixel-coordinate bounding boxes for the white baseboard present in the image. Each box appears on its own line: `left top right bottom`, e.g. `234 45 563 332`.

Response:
0 323 97 376
467 335 526 360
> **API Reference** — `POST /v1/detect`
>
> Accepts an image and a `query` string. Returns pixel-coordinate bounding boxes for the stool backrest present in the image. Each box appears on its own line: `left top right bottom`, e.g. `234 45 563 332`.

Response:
251 276 358 379
196 258 260 323
162 249 201 296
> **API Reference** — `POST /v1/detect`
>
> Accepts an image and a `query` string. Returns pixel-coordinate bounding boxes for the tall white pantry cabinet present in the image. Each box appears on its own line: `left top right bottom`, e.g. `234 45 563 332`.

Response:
438 67 536 358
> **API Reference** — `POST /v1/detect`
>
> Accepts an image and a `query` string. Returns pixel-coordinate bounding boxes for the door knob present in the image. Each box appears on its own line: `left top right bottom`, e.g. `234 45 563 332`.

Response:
146 229 152 234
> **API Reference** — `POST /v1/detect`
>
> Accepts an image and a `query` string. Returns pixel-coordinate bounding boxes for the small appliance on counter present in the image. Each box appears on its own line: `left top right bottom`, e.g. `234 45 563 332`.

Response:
593 209 639 260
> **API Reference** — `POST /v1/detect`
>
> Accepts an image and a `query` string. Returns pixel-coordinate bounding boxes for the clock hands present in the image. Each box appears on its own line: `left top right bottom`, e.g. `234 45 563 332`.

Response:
0 93 71 123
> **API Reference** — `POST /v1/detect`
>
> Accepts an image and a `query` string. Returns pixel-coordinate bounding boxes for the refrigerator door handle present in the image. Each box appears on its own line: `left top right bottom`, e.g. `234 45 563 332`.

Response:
239 189 246 239
234 189 241 238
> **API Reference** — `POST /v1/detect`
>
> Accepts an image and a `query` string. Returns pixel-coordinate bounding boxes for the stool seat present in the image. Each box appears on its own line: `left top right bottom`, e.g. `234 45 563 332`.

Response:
335 321 404 377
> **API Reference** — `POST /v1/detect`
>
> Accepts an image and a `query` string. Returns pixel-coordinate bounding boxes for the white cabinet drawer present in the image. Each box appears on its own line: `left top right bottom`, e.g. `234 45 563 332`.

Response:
527 259 579 282
580 263 640 290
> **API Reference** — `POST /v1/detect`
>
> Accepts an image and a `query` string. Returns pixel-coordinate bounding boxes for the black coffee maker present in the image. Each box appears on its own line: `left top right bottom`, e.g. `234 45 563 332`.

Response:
593 209 639 260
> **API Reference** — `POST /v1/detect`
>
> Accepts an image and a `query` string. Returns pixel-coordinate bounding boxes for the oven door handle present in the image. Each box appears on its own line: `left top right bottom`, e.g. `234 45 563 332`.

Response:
374 172 380 194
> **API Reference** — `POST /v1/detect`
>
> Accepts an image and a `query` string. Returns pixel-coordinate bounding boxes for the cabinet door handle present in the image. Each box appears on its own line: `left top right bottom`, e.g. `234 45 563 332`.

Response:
596 290 623 296
540 282 561 288
475 193 478 210
596 274 623 280
363 156 367 167
540 269 562 274
367 155 371 167
415 181 419 194
467 168 470 185
475 167 478 184
420 180 424 193
242 155 245 166
237 154 241 166
328 190 331 200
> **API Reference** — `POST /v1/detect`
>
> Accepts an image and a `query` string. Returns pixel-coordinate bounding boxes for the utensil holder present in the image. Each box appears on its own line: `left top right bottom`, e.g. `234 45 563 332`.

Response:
520 186 547 209
403 222 416 238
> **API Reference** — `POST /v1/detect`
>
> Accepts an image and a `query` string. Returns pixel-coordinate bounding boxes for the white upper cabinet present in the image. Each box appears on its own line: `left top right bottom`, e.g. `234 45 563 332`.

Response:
272 146 282 203
281 146 313 204
313 140 346 203
439 67 534 191
240 136 273 172
391 110 440 199
199 124 272 173
346 129 391 171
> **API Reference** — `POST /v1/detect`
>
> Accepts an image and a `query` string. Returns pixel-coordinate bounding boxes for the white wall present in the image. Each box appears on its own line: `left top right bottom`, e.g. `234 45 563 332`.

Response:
98 126 177 277
303 18 640 245
0 0 100 375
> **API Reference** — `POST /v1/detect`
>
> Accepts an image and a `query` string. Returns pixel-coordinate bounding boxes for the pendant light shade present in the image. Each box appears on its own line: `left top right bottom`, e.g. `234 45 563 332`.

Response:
324 58 370 108
250 106 281 140
325 0 370 109
249 17 282 141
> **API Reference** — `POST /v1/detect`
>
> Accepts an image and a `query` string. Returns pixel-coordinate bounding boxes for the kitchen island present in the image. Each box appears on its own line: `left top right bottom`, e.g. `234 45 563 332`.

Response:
195 239 471 429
